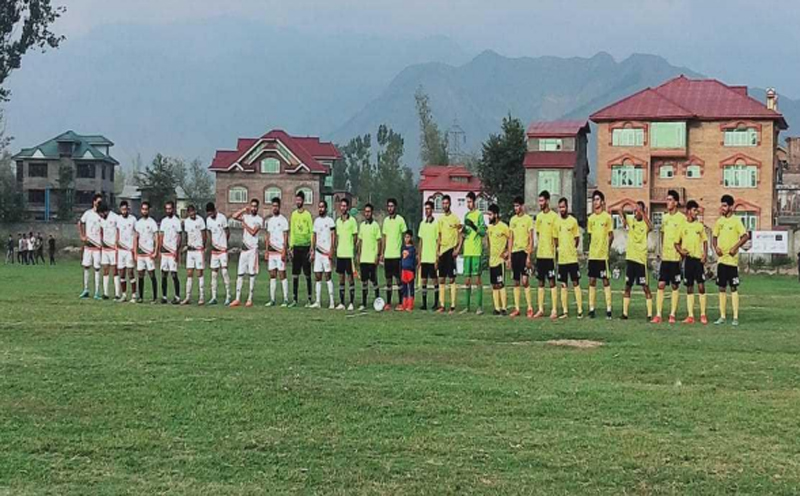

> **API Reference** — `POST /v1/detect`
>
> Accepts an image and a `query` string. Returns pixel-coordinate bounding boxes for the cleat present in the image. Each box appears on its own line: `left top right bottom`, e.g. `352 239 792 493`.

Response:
436 307 445 314
588 310 596 319
102 294 110 301
384 305 392 312
682 316 695 325
358 305 366 312
280 301 289 308
714 317 726 325
732 319 739 327
245 300 253 308
550 312 558 321
118 295 128 303
448 307 456 315
180 298 191 306
668 315 676 324
223 298 231 307
509 310 520 318
621 314 629 320
501 309 508 316
329 304 336 310
405 306 413 313
151 298 159 305
336 303 346 310
532 310 545 319
606 311 613 320
526 308 534 319
559 313 569 320
650 316 662 324
304 302 312 308
161 297 168 305
129 297 138 304
207 298 218 306
395 305 405 312
79 290 90 299
493 310 501 316
197 300 205 306
700 315 708 325
264 300 275 307
172 297 181 305
229 300 241 308
459 308 470 315
94 293 103 301
288 301 297 308
476 308 484 316
347 303 354 311
309 302 321 309
577 313 583 320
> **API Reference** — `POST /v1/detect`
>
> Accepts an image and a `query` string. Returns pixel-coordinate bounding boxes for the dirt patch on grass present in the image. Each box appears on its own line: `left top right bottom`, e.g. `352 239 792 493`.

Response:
546 339 604 349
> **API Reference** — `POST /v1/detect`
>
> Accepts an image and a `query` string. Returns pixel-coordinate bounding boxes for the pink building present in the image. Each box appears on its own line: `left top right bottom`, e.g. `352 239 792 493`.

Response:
418 165 488 220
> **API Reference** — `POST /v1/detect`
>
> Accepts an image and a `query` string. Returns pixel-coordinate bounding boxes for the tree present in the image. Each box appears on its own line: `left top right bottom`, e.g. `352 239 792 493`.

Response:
341 134 373 201
374 124 405 206
415 86 448 166
129 153 144 187
331 157 348 191
478 114 526 216
55 158 74 221
179 158 215 209
114 166 126 198
0 151 24 222
1 1 66 101
138 154 180 219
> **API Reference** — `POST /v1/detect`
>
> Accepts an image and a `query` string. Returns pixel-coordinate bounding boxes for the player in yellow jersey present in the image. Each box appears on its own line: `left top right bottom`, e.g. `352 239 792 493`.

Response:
553 198 582 319
436 195 462 314
507 196 534 318
586 190 614 320
487 204 510 315
653 190 686 324
533 190 559 320
676 200 709 325
712 194 750 326
619 201 653 320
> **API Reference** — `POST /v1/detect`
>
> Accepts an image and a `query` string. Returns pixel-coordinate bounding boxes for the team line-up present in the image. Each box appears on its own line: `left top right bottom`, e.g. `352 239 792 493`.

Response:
77 188 750 325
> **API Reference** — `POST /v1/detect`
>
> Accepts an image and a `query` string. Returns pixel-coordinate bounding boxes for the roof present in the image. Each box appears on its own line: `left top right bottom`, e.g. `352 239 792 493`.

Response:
418 165 483 192
523 151 578 169
12 130 119 165
590 75 788 129
122 185 187 200
209 129 339 174
527 120 590 137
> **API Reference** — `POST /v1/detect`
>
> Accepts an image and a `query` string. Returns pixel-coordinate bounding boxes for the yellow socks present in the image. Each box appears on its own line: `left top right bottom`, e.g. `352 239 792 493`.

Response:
439 284 446 309
513 287 521 311
670 289 679 317
524 287 532 311
656 289 665 317
574 287 583 315
589 286 596 311
492 289 500 311
604 286 612 312
537 287 545 313
719 293 727 319
450 283 457 309
686 293 695 318
550 287 558 315
700 293 707 317
560 287 569 316
646 298 653 319
500 288 507 310
732 292 739 320
623 296 630 317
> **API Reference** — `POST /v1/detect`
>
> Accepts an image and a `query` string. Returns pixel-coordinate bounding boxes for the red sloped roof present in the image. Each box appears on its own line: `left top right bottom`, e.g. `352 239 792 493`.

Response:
523 151 578 169
418 165 482 192
591 75 787 128
210 130 340 173
293 137 342 160
527 120 590 137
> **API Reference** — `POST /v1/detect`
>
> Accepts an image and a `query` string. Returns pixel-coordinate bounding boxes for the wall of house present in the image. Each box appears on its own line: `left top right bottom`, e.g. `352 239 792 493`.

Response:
214 170 324 217
595 120 777 229
573 133 590 226
527 136 576 152
524 168 574 213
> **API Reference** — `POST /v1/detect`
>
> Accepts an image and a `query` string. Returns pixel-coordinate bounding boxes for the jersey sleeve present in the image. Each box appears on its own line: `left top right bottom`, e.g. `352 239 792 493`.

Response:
712 221 721 237
737 219 747 236
400 216 407 233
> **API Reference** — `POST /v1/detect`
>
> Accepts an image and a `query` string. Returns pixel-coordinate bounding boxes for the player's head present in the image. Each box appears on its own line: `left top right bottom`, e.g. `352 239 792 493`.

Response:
271 197 281 216
636 201 646 220
339 198 350 216
165 201 175 217
442 195 452 213
249 198 260 215
386 198 397 216
141 201 150 217
686 200 700 220
558 197 568 217
92 193 103 210
403 229 413 245
513 195 524 215
539 190 550 211
187 204 197 219
205 202 216 218
97 201 109 218
592 190 605 211
120 200 129 217
466 191 476 210
720 194 735 216
424 200 434 218
364 203 374 221
295 191 305 209
318 200 327 217
666 189 680 211
488 203 500 224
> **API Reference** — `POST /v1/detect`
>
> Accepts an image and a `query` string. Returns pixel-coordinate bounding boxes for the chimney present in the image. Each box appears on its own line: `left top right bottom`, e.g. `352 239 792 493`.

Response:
766 88 778 111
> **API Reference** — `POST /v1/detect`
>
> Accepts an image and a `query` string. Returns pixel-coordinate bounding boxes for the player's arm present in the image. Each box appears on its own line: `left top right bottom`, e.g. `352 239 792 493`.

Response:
282 229 289 261
155 226 162 256
730 231 751 256
701 231 709 263
310 229 317 261
231 207 247 222
330 226 337 258
507 231 514 269
453 226 464 257
380 225 387 262
525 227 534 267
77 218 86 242
607 227 614 256
133 230 139 261
712 223 723 257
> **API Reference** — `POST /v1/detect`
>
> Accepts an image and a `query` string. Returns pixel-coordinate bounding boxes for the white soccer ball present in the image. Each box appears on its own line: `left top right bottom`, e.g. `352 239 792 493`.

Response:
373 297 385 312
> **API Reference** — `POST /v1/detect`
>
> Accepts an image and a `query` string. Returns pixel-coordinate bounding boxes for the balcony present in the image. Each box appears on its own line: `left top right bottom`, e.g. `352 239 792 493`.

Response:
651 186 686 203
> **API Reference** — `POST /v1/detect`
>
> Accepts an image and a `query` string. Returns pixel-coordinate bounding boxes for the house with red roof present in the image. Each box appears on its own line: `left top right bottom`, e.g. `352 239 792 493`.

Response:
418 165 488 221
523 120 591 225
590 75 788 230
209 129 342 215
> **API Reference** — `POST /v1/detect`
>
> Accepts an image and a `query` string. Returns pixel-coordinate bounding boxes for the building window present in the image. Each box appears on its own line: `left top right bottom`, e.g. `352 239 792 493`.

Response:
652 212 663 230
724 127 758 147
28 189 46 204
611 165 644 188
28 163 48 178
77 163 96 179
297 187 313 205
58 142 73 157
451 176 469 184
659 164 675 179
261 157 280 174
612 128 644 147
686 165 702 179
723 165 758 188
75 190 95 205
477 197 489 212
457 198 466 208
265 186 282 204
16 162 24 182
538 170 561 195
110 167 115 183
612 213 624 229
228 187 248 204
650 122 686 149
433 195 443 213
101 164 106 180
324 175 333 189
735 211 758 231
538 138 563 151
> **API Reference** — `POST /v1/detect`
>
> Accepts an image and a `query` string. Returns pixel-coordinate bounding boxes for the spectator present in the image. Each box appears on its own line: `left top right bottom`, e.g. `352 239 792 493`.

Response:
5 234 14 264
48 235 56 265
27 232 36 265
35 233 46 264
20 233 28 265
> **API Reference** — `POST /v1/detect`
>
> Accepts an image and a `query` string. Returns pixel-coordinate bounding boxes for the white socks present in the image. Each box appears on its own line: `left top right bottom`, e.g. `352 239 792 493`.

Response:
236 276 243 301
282 279 288 302
114 275 121 298
316 281 322 304
222 268 230 299
327 280 334 304
198 276 204 301
248 276 256 302
84 269 90 290
211 271 218 300
186 278 193 300
270 279 277 302
103 275 110 296
94 270 101 294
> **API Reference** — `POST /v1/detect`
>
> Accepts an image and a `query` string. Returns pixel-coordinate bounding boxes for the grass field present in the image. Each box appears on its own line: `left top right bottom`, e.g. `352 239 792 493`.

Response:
2 262 800 494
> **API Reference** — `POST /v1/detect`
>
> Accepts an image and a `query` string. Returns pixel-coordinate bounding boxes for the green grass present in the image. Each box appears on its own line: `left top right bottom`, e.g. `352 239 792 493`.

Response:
2 262 800 494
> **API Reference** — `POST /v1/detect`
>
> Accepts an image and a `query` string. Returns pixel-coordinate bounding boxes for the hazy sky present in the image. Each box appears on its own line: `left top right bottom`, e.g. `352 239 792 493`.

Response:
55 0 800 97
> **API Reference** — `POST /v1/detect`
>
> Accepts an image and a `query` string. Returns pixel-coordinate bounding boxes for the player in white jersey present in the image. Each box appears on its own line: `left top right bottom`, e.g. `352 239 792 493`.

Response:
181 205 208 305
205 202 231 306
310 201 336 309
159 200 183 304
99 204 121 300
78 193 104 300
134 201 160 303
265 196 290 307
115 201 137 302
230 198 263 308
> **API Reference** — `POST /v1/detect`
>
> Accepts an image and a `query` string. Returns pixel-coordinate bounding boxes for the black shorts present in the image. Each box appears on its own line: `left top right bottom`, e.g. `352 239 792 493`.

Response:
360 263 378 284
625 261 648 287
683 257 706 286
420 263 437 280
384 258 401 280
588 260 609 279
716 264 740 289
510 251 528 282
659 260 682 286
558 263 580 284
292 247 311 276
536 258 556 282
336 257 353 275
489 265 505 286
438 249 456 279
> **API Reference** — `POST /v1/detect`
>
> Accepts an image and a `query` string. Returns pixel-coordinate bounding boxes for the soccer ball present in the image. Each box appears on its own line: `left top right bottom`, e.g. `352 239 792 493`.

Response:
373 297 386 312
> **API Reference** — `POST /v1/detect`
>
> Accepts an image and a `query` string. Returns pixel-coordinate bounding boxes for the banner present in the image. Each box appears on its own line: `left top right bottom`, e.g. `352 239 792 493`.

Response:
746 231 789 255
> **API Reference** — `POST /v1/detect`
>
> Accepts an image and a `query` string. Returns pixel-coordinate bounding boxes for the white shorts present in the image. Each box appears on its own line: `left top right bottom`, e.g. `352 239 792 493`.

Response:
238 249 259 276
210 252 228 270
313 253 332 273
267 253 285 272
82 248 101 269
117 249 134 270
186 250 205 270
101 248 117 266
160 254 179 273
137 255 155 272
